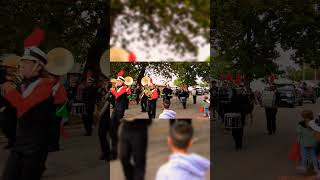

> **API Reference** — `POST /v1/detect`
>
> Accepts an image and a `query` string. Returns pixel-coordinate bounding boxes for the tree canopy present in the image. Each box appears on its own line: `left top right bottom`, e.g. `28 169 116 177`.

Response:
110 0 210 60
111 62 210 86
213 1 320 80
0 0 105 63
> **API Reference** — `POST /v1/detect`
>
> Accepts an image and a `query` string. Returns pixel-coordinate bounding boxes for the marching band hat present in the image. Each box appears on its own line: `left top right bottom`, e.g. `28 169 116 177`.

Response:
21 46 47 66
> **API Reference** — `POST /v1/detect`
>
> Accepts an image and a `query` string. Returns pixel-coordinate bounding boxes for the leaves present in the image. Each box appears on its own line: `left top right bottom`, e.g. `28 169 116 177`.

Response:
0 0 104 63
110 0 210 59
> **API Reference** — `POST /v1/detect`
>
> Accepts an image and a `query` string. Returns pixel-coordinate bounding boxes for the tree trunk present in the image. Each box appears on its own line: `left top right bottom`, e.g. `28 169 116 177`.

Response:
84 0 120 79
136 63 147 86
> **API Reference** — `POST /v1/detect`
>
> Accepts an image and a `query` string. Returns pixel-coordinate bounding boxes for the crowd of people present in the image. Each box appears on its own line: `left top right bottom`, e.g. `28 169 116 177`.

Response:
0 46 211 180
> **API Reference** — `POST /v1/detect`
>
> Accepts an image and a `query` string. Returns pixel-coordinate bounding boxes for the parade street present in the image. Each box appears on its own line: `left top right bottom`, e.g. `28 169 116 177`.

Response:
214 100 320 180
123 95 209 120
0 96 209 180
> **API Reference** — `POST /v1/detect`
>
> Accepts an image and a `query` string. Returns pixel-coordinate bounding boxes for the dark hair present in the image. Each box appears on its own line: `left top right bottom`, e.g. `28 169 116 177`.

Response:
163 99 171 109
169 121 194 150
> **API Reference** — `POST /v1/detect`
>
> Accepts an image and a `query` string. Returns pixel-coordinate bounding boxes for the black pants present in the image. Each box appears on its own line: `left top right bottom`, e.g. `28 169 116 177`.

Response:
48 117 61 152
82 104 95 135
141 98 147 112
2 150 47 180
180 98 187 109
193 95 197 104
1 114 17 147
125 99 129 110
119 120 148 180
99 107 110 157
231 116 245 149
136 97 140 105
110 108 124 156
265 108 277 134
232 127 244 149
147 100 156 119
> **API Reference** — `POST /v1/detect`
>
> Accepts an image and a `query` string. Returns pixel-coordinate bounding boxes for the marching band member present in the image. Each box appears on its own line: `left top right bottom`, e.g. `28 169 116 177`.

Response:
1 47 55 180
0 94 17 149
162 83 173 103
140 85 148 112
40 73 68 176
147 83 158 119
135 84 142 105
119 117 152 180
98 79 111 161
179 85 189 109
110 71 128 160
229 87 250 150
0 59 19 149
125 85 131 110
81 77 98 136
47 74 67 152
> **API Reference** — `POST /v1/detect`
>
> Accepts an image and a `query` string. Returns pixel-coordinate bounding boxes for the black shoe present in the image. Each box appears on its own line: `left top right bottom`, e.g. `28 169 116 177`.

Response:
84 133 92 136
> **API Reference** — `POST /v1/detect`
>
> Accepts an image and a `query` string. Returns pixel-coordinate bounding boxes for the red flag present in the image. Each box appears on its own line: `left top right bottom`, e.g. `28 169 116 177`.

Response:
24 28 45 48
128 52 136 62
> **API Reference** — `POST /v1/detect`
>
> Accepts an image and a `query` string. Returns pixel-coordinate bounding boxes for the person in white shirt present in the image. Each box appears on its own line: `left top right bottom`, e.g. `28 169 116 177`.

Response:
191 87 197 104
159 99 176 120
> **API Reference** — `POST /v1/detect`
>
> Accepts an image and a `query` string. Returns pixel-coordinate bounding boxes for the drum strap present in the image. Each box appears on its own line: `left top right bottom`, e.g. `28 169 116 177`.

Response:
22 79 41 98
52 83 60 96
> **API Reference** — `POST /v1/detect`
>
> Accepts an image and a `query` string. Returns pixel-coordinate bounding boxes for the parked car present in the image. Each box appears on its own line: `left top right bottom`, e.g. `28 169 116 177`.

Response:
276 84 303 108
195 87 204 95
303 87 317 103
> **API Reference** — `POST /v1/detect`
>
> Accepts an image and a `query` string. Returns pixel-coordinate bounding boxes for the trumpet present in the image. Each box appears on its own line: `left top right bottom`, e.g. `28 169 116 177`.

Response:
0 55 22 88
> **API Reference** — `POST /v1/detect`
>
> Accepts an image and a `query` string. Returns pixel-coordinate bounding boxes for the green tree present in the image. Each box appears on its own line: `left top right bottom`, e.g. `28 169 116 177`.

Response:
213 0 280 81
110 0 210 58
0 0 105 64
110 62 210 86
277 2 320 68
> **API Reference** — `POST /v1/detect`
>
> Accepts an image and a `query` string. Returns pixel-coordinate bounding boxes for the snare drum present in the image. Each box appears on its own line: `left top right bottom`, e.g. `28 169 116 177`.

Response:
71 103 87 116
180 97 187 103
224 113 242 128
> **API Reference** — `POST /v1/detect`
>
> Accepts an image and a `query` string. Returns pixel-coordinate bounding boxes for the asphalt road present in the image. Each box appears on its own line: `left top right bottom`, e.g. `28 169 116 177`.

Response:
214 100 320 180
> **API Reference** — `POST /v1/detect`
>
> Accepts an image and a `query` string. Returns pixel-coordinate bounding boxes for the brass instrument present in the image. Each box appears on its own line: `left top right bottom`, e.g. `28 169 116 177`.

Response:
99 50 110 77
141 76 150 87
110 78 117 88
109 47 130 62
46 48 74 76
1 55 22 87
124 76 133 86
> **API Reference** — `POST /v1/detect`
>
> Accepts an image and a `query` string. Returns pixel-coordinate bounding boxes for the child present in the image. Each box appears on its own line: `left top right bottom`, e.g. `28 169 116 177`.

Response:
155 121 210 180
202 96 210 118
159 99 177 120
296 110 319 173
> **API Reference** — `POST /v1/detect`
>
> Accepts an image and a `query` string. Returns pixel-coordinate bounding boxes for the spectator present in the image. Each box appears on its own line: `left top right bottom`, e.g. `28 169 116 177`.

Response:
155 122 210 180
159 99 176 120
296 110 319 174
